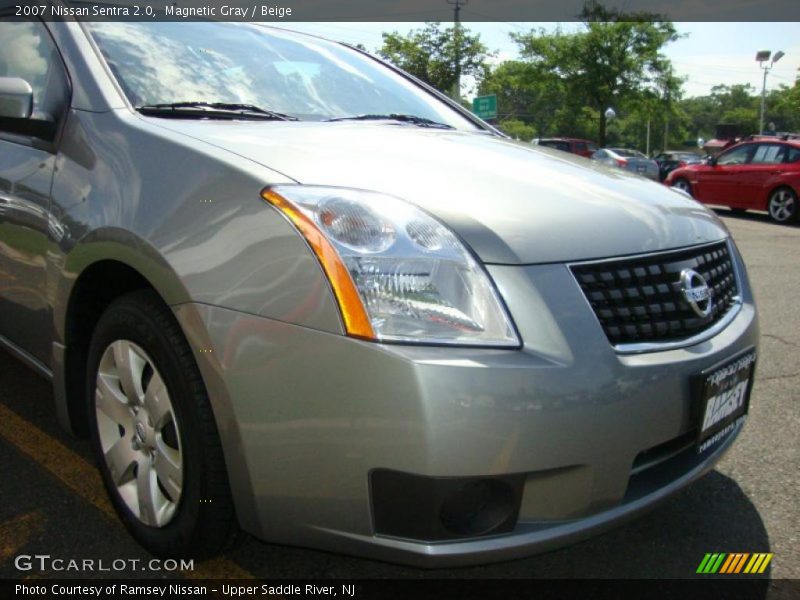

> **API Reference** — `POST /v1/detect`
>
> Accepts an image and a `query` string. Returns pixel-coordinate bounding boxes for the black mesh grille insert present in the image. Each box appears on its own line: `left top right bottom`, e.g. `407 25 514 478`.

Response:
571 241 739 346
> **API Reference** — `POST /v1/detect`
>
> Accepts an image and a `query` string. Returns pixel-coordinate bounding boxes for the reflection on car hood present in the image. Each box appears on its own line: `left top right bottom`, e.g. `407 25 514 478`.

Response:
156 120 728 264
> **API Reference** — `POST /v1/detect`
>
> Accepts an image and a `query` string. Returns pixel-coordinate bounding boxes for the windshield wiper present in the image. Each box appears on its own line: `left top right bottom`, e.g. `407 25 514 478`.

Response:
325 113 454 129
136 102 299 121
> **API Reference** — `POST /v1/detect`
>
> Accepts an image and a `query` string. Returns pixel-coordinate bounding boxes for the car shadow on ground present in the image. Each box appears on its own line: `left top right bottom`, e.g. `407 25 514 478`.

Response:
712 207 796 228
230 470 772 584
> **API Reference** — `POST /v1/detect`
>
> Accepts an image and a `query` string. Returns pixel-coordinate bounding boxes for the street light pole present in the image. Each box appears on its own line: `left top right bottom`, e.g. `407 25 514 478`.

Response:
757 50 784 135
760 62 769 134
447 0 467 101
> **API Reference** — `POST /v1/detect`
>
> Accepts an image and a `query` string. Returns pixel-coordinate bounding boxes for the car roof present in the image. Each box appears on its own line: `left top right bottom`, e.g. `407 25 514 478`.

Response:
727 137 800 151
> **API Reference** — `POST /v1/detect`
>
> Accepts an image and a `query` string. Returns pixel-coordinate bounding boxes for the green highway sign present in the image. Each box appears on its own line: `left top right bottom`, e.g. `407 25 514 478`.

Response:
472 95 497 119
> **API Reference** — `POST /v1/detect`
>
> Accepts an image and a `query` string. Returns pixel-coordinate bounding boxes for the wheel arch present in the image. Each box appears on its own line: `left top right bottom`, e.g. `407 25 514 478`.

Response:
671 175 693 197
53 229 192 437
53 240 257 534
763 183 798 212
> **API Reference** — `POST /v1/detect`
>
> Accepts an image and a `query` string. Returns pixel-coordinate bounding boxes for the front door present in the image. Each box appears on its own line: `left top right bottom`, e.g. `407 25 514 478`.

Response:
0 17 70 365
696 143 755 207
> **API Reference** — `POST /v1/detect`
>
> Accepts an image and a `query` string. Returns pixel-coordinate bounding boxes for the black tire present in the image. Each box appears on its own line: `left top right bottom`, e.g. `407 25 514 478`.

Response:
767 187 798 224
86 290 238 558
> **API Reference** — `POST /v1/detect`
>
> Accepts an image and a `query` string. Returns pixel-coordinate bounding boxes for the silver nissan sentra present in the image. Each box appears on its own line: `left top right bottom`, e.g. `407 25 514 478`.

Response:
0 15 758 567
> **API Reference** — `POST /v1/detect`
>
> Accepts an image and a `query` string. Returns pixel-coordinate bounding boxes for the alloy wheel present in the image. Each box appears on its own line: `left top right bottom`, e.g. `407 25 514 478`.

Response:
768 189 797 223
672 179 692 196
94 340 183 527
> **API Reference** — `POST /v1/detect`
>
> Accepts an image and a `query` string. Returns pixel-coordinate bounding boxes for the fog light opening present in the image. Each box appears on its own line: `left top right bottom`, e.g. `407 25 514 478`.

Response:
439 479 516 537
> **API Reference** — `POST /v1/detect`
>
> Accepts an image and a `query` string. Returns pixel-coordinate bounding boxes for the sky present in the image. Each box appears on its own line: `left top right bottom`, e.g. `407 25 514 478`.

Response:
286 21 800 99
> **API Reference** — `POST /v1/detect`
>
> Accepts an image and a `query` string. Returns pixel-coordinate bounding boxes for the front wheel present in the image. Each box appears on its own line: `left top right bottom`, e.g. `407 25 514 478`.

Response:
671 178 692 197
767 188 798 224
87 290 238 558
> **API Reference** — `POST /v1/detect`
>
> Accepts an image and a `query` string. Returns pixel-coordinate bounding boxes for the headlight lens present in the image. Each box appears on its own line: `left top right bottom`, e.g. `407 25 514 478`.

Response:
262 186 519 347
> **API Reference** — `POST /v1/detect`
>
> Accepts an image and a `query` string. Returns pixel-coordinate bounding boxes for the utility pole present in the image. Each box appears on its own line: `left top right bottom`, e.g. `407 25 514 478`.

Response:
447 0 467 101
759 66 769 133
662 83 672 151
757 50 784 134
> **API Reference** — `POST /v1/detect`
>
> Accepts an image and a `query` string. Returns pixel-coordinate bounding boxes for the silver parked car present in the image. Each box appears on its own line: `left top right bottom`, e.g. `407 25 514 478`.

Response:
592 147 660 181
0 16 758 567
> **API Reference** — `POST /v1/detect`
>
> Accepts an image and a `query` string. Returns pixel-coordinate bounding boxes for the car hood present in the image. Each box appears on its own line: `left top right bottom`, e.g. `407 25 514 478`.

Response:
157 120 728 264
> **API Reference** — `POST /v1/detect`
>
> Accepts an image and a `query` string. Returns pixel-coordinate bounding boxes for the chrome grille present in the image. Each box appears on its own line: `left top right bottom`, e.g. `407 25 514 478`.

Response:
571 241 739 347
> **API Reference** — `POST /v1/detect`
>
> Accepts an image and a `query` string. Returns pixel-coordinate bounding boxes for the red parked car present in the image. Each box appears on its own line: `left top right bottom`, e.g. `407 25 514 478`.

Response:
665 136 800 224
534 137 598 158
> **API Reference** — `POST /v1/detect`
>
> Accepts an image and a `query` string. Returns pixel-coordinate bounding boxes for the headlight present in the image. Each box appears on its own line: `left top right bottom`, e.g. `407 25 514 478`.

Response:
262 186 519 347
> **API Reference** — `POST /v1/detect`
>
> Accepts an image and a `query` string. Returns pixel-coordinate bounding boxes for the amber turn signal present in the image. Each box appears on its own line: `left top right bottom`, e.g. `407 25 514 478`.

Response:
261 188 375 339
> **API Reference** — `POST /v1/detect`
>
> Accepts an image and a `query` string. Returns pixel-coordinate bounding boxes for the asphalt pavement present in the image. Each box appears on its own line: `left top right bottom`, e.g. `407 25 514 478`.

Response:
0 210 797 583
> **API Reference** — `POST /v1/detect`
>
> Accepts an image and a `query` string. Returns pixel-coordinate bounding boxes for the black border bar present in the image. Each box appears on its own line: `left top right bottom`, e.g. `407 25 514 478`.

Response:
4 0 800 22
1 578 796 600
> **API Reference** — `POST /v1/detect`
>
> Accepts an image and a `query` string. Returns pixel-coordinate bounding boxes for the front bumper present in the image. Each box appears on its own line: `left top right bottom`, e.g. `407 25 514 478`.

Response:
173 244 758 567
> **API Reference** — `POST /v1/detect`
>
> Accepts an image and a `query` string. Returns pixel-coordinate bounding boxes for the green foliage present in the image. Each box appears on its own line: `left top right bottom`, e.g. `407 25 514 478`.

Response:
378 22 490 98
765 84 800 132
678 83 800 142
510 9 681 146
496 119 536 141
374 3 800 151
478 60 568 137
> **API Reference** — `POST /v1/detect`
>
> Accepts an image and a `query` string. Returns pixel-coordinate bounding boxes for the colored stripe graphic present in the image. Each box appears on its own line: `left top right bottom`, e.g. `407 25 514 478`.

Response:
733 553 750 573
698 553 773 575
719 554 735 574
697 553 727 573
697 554 713 573
744 553 774 574
758 554 774 573
720 553 749 573
719 554 741 573
711 553 726 573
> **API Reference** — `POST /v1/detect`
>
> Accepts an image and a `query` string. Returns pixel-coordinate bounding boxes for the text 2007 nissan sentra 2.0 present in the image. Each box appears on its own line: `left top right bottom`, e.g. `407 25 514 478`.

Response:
0 15 758 567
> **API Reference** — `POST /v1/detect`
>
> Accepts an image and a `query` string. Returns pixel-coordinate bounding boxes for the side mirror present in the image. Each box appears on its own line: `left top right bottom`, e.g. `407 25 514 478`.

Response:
707 156 718 167
0 77 34 120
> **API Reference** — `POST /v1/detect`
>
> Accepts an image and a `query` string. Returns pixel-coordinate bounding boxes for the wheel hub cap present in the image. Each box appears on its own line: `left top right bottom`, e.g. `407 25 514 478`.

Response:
95 340 183 527
770 192 795 222
134 421 146 444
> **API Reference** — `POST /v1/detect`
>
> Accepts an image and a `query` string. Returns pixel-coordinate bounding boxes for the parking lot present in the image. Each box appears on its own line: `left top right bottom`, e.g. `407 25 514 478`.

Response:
0 210 797 582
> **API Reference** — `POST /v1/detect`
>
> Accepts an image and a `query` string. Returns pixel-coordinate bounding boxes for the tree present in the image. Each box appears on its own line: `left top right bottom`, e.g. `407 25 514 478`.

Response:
679 85 759 140
765 84 800 132
496 119 536 141
478 60 567 138
511 2 681 146
378 22 490 98
677 83 800 142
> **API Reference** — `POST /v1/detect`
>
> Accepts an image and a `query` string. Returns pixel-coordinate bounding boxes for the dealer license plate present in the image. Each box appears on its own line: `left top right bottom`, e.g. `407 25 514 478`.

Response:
694 348 756 453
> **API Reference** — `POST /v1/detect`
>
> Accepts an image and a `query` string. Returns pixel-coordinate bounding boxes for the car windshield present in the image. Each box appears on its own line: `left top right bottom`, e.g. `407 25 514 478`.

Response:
86 21 479 130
